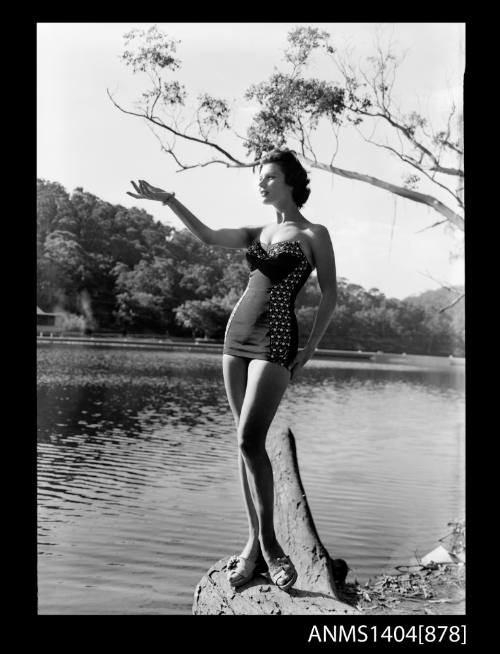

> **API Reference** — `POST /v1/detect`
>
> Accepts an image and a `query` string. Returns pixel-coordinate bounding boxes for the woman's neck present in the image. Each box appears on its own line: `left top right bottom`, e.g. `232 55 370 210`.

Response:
274 204 304 225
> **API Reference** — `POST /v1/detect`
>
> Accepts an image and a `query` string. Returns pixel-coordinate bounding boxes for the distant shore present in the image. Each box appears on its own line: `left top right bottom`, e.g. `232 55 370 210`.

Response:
37 334 465 367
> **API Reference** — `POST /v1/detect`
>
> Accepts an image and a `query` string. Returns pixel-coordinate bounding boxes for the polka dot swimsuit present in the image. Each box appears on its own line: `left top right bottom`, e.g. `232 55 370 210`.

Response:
223 239 313 368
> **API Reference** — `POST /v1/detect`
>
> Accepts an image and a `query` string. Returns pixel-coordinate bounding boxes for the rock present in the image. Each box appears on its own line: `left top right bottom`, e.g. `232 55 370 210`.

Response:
421 545 455 566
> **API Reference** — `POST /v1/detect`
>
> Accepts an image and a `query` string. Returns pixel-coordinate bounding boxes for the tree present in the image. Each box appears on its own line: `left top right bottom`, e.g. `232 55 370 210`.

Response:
114 257 179 331
37 178 463 353
37 178 175 326
109 25 464 232
174 296 231 339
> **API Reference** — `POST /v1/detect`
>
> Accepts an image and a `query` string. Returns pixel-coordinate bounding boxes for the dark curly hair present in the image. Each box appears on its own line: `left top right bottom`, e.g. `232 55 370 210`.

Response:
259 148 311 208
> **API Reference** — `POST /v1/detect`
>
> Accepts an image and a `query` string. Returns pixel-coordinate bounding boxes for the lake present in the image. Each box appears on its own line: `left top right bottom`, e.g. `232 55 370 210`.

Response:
37 345 465 615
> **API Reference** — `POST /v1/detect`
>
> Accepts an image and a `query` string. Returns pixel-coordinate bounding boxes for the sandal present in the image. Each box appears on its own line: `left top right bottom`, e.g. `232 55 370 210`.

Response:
267 555 298 592
226 555 258 587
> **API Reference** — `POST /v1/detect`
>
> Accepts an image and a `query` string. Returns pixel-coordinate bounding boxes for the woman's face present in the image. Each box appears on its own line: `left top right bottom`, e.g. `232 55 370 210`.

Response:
258 163 293 206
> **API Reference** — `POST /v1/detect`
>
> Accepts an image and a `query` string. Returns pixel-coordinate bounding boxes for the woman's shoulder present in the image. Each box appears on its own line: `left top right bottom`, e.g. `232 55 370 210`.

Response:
305 222 331 242
307 221 328 232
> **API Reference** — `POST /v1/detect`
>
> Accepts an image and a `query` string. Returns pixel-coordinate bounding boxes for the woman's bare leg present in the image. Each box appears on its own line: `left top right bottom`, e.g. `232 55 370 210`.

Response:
222 354 261 561
237 359 291 563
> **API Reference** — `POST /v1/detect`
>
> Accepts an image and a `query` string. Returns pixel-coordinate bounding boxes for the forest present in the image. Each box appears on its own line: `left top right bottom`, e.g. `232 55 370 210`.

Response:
37 179 464 356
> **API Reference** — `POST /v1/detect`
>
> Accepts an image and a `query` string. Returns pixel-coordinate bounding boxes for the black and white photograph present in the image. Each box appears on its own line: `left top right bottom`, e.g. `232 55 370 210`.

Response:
37 22 465 621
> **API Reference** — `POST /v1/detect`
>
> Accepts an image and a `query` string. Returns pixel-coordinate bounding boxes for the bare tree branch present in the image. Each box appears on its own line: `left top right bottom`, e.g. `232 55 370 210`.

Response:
327 38 463 178
108 88 464 230
438 293 465 313
304 126 317 161
107 89 246 166
428 164 463 176
416 271 465 313
329 123 340 162
148 88 162 117
414 219 449 234
298 155 464 231
441 139 463 156
353 126 463 207
296 116 307 156
352 103 463 178
353 106 462 176
147 125 192 170
418 271 463 295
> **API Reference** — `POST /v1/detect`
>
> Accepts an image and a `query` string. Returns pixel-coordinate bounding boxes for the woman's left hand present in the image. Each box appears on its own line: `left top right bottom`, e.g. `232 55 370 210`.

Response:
287 348 312 381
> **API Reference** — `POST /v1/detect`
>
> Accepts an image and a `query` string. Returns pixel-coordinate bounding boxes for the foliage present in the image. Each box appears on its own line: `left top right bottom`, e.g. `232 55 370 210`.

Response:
405 287 465 341
113 258 178 331
109 24 464 232
175 296 232 339
295 275 464 355
245 72 345 159
37 179 464 355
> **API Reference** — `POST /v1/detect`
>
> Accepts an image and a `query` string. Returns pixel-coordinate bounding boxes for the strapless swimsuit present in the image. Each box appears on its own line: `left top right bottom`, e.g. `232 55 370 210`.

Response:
223 239 314 368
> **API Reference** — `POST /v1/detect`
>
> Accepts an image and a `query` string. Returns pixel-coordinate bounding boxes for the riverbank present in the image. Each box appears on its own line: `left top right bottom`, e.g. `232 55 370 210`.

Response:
36 334 465 367
338 519 465 615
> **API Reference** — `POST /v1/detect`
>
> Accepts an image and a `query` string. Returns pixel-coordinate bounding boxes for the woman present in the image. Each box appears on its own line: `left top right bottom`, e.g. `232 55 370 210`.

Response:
128 148 337 592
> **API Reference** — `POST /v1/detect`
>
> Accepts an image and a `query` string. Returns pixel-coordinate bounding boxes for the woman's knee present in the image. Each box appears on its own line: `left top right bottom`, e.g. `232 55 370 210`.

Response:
237 423 267 460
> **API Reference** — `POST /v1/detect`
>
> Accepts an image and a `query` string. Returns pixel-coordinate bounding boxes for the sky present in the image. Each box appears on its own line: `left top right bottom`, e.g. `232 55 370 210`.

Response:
37 22 465 299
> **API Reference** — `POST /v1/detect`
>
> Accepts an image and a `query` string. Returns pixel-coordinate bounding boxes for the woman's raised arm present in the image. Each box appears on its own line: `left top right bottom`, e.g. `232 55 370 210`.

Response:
128 180 261 249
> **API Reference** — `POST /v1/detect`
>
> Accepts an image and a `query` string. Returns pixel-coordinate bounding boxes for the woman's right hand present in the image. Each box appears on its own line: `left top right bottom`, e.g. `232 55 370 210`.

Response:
127 180 175 205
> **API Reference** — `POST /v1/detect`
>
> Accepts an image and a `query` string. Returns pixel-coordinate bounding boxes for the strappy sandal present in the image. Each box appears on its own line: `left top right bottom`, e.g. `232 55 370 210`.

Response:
267 555 298 592
226 555 258 588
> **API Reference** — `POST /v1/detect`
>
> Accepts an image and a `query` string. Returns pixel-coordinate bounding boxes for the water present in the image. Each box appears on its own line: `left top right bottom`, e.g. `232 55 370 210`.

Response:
37 345 465 614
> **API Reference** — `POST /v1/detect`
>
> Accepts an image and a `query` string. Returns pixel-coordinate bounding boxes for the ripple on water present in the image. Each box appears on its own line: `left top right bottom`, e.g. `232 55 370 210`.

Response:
37 346 464 614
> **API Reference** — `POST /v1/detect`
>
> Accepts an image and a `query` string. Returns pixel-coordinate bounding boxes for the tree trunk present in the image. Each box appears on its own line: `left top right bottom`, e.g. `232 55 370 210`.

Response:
192 427 359 615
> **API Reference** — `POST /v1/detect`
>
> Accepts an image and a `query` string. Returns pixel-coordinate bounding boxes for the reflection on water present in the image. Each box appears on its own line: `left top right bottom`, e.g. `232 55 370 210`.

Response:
37 346 464 614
